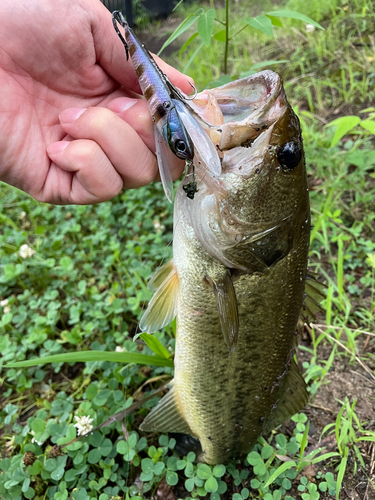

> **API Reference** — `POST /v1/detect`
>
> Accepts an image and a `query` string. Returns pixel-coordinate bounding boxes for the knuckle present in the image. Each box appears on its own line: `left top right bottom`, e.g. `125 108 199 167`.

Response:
67 139 97 168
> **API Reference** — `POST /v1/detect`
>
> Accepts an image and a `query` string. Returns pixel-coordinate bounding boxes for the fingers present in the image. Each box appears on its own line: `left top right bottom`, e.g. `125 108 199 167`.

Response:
45 139 124 204
45 104 185 205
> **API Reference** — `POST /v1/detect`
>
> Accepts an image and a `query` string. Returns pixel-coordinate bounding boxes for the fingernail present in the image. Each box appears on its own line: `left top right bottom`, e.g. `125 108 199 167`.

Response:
108 98 138 115
59 108 86 124
47 141 70 155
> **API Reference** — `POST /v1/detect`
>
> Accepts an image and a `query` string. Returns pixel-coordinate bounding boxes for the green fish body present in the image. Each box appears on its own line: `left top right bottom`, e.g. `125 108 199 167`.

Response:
140 71 318 464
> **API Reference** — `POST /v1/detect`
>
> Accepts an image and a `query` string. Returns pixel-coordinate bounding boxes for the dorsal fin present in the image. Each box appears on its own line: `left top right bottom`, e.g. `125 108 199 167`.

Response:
206 270 239 352
300 272 327 325
262 359 308 436
140 383 193 435
140 262 179 333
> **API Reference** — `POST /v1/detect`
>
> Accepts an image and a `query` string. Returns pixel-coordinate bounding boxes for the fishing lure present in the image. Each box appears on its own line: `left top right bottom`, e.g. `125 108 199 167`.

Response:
112 10 196 203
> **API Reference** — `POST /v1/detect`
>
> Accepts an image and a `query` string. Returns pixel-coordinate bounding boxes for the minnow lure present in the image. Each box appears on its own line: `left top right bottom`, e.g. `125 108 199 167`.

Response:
112 10 195 203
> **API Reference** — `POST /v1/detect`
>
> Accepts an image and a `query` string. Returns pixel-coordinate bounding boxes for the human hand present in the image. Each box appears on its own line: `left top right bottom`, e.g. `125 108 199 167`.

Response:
0 0 193 204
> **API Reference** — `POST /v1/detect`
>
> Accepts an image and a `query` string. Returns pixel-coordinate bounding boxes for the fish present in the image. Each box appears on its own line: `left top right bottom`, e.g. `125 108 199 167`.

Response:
112 11 195 203
138 70 325 464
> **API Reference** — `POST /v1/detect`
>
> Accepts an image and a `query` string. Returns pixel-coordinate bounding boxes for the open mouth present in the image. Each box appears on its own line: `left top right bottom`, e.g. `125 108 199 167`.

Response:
190 70 287 152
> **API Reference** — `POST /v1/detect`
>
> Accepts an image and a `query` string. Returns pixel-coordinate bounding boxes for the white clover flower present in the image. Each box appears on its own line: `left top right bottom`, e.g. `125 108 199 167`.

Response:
18 211 26 220
115 346 127 352
19 244 36 259
30 430 44 446
153 220 161 229
74 415 94 436
0 299 10 314
305 24 315 33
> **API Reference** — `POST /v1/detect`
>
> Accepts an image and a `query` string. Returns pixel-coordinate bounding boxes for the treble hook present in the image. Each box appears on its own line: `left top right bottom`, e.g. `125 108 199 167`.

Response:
112 10 130 60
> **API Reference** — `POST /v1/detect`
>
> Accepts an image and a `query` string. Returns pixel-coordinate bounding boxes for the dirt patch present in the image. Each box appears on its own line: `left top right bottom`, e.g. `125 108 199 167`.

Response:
296 336 375 499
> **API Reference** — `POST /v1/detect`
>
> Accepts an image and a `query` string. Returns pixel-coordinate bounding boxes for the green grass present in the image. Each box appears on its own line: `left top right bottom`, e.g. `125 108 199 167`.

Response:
1 0 375 499
165 0 375 116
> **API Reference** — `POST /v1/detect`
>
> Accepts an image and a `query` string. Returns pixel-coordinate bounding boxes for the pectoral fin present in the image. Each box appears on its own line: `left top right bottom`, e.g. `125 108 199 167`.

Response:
139 263 179 333
140 383 193 435
147 259 175 292
206 271 239 352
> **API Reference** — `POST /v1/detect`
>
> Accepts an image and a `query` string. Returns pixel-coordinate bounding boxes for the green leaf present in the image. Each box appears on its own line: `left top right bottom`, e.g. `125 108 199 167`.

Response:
185 477 195 492
139 333 171 359
336 448 348 500
88 449 101 464
31 418 45 433
179 32 199 56
267 10 324 30
266 15 283 27
205 475 218 493
44 458 57 472
264 461 297 488
245 16 274 37
360 119 375 134
158 9 204 55
261 444 274 459
213 464 226 477
251 60 289 71
183 41 204 73
311 452 340 464
325 116 361 147
198 9 215 47
51 466 65 481
214 29 226 42
22 478 30 493
299 421 310 458
59 256 73 271
247 451 261 465
154 461 165 475
197 463 212 480
166 470 179 486
5 350 174 368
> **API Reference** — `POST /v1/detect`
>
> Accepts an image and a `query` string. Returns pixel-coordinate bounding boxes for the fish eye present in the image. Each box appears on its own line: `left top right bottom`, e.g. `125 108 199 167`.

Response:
175 140 187 153
277 141 302 171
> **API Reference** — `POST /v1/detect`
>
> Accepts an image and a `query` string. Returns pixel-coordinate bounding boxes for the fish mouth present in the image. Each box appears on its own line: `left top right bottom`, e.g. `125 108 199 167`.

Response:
191 70 287 152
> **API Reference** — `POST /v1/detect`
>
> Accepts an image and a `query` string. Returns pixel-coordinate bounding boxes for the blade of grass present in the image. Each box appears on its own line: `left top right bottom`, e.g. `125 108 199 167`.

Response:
264 461 297 488
5 351 174 368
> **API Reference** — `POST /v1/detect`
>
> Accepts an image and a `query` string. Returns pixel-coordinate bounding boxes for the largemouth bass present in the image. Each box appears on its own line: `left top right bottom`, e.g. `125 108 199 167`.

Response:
139 70 323 464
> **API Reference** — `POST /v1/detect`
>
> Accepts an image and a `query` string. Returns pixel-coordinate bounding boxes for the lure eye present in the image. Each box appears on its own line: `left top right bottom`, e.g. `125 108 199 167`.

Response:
175 140 187 153
278 141 302 171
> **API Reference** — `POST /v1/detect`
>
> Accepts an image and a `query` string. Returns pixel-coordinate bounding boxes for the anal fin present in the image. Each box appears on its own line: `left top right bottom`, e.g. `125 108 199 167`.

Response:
262 359 308 436
140 384 193 435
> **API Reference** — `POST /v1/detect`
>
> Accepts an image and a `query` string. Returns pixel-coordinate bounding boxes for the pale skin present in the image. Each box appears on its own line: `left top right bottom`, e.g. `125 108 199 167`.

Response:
0 0 193 204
